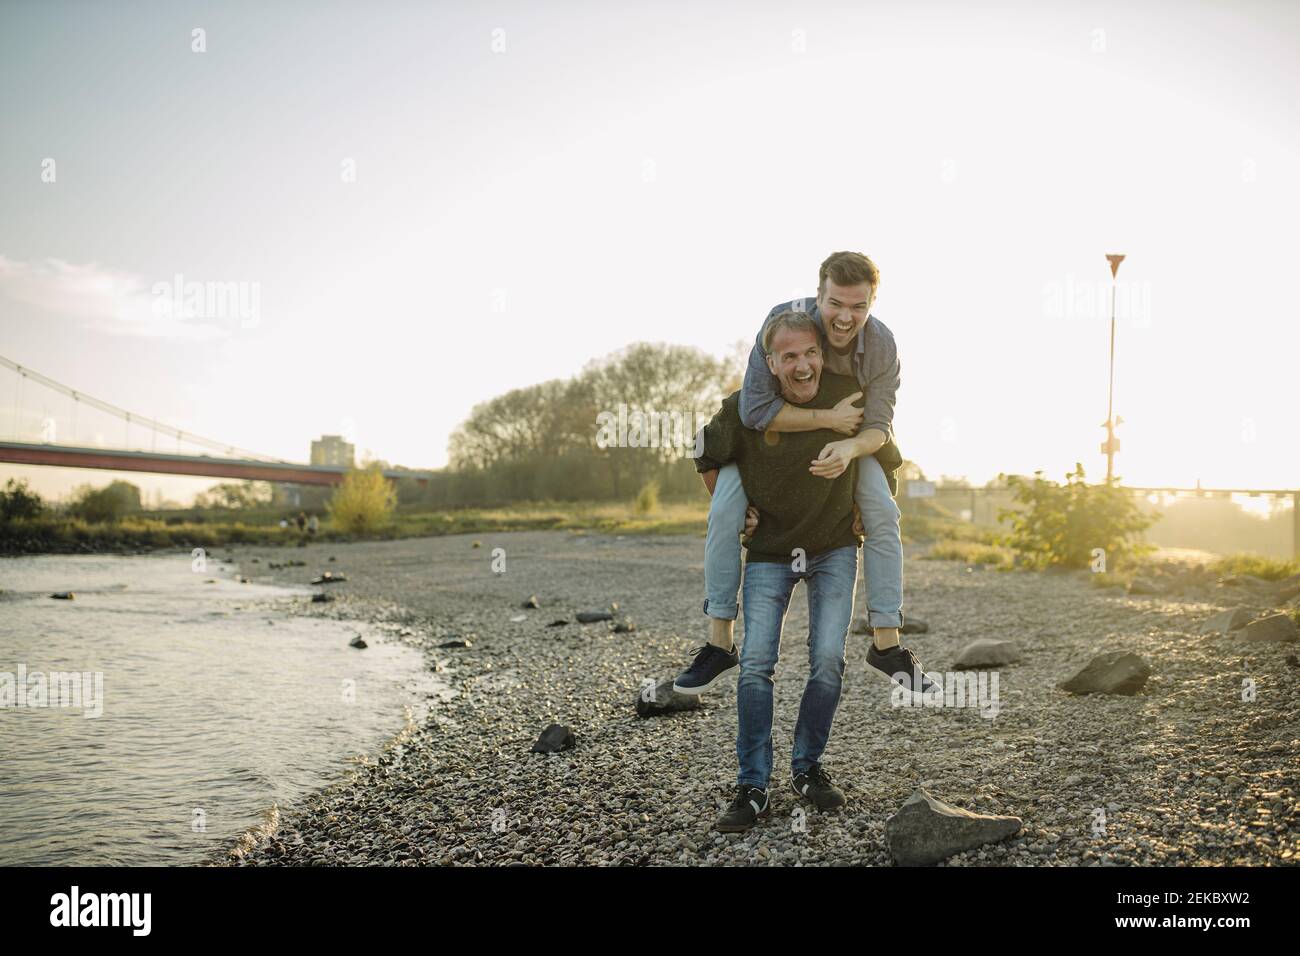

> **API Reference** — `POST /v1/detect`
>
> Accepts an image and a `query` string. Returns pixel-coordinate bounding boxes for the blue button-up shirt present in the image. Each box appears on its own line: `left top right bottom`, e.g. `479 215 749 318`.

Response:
738 299 901 438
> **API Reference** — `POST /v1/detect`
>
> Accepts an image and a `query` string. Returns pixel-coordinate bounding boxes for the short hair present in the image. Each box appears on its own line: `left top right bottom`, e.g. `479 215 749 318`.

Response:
762 309 821 355
818 251 880 296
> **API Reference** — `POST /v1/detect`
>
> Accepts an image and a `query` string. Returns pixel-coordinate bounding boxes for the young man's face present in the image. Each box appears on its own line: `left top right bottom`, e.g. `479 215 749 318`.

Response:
766 326 823 405
817 278 874 351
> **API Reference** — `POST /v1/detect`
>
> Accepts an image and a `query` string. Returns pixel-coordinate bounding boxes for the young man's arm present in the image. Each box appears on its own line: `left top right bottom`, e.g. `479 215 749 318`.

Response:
737 313 863 436
810 324 901 479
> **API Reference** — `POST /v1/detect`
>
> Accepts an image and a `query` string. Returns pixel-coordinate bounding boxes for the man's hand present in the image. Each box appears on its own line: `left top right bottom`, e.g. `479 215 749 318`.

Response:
701 469 718 496
744 505 759 536
826 391 864 435
810 439 857 479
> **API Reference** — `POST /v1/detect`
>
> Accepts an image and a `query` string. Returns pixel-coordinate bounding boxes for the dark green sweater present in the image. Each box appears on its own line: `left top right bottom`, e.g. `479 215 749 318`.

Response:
694 372 904 564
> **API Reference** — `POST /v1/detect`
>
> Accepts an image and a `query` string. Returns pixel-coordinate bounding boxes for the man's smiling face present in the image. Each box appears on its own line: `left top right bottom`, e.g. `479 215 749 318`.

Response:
766 325 823 405
817 278 874 351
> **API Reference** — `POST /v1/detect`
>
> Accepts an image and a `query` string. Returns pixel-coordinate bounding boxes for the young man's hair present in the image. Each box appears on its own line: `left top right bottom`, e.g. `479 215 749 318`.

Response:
818 251 880 297
762 309 821 355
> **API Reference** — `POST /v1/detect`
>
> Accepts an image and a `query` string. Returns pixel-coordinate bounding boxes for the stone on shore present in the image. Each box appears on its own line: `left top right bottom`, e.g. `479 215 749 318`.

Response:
902 619 929 634
613 618 637 633
49 591 75 600
1058 651 1152 695
521 594 540 609
576 609 614 623
1237 613 1299 644
885 788 1023 866
530 723 575 753
349 635 367 649
312 571 347 585
953 638 1021 669
438 638 472 648
311 592 335 603
1127 577 1159 595
635 678 703 718
1199 607 1253 636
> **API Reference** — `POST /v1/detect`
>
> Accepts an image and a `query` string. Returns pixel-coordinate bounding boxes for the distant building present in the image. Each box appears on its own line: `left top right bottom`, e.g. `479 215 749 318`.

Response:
311 435 355 469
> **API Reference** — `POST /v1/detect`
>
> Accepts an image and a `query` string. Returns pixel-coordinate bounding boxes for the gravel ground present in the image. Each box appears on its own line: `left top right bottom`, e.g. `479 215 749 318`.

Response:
213 531 1299 866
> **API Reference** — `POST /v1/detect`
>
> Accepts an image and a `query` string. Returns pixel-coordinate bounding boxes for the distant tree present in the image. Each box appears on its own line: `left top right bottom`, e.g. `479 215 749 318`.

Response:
194 481 273 510
0 478 45 520
68 480 143 523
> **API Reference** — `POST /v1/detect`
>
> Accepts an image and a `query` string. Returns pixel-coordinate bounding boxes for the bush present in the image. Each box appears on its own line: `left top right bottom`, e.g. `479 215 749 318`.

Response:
327 465 396 534
67 480 143 523
0 478 44 520
998 464 1157 570
635 479 660 516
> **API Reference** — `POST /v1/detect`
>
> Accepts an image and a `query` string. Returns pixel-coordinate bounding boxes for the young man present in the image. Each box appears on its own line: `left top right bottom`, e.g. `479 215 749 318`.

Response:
691 311 890 831
674 251 940 704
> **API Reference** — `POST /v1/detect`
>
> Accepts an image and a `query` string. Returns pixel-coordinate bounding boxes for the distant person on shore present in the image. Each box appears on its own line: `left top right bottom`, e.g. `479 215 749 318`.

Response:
296 511 307 533
674 251 928 703
307 514 319 536
684 310 938 832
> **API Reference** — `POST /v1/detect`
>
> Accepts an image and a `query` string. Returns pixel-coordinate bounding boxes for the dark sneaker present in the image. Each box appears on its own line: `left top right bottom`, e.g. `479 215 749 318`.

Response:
672 643 739 695
791 763 846 810
867 643 943 705
715 785 770 832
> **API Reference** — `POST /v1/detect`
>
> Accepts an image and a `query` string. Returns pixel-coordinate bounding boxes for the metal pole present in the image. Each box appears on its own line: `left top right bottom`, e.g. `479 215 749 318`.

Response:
1106 282 1116 483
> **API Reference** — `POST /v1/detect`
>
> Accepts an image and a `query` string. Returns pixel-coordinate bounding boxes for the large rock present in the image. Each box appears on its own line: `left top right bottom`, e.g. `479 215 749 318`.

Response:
530 724 576 753
1059 651 1152 695
1199 607 1254 636
1237 613 1299 644
634 678 703 717
1127 577 1160 595
576 610 614 623
885 789 1022 866
952 638 1021 669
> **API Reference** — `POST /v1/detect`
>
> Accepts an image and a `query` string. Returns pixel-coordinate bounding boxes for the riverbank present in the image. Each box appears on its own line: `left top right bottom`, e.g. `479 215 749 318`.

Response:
211 530 1298 866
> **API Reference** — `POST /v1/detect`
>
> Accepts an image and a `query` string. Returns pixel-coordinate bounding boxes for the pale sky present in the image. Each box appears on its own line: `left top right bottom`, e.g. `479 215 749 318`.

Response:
2 0 1298 502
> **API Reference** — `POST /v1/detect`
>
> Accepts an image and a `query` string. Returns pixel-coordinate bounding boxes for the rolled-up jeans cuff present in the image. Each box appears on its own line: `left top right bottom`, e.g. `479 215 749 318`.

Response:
703 598 738 621
867 610 903 629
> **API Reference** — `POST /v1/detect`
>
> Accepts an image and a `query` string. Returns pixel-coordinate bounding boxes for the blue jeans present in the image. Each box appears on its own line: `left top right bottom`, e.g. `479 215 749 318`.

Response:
703 455 903 628
736 545 859 787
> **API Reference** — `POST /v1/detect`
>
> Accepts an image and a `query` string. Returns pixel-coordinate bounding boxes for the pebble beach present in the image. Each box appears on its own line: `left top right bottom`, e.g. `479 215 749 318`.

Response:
214 531 1299 867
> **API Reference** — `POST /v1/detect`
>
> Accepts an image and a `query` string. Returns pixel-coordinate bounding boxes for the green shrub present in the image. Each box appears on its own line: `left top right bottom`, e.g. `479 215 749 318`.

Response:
998 464 1157 570
635 479 660 516
327 465 396 534
923 538 1014 568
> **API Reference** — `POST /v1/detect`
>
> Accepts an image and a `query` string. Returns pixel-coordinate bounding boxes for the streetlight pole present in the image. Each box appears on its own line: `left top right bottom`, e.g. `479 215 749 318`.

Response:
1103 254 1125 483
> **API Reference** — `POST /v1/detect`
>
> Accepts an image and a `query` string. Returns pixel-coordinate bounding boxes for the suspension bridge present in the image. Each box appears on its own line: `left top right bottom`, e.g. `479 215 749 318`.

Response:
0 355 430 487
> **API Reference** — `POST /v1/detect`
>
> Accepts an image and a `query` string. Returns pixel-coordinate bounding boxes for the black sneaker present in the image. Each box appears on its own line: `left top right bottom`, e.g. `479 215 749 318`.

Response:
672 642 739 695
715 785 770 832
867 643 943 705
791 763 846 810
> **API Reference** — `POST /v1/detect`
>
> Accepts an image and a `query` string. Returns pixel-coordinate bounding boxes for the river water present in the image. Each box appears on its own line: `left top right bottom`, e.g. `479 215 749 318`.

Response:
0 552 442 865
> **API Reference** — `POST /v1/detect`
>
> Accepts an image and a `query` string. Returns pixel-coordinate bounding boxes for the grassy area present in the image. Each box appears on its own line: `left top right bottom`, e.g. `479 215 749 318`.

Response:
920 537 1015 568
0 501 716 555
1207 553 1300 581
